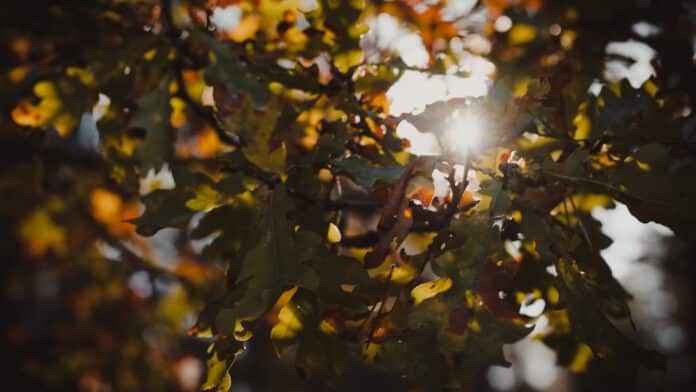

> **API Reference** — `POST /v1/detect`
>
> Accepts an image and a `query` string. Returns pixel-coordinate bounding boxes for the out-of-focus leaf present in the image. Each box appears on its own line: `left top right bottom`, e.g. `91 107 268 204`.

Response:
12 77 90 136
242 124 287 174
331 156 405 189
131 79 174 169
131 188 193 236
205 37 269 108
478 259 521 319
19 209 68 257
554 256 665 383
477 177 512 216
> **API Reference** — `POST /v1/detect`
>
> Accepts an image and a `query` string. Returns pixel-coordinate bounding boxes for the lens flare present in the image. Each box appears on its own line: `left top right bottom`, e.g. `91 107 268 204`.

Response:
444 109 485 157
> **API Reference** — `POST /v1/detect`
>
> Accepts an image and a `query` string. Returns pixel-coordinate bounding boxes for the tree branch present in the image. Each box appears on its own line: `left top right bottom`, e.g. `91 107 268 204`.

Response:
161 0 245 148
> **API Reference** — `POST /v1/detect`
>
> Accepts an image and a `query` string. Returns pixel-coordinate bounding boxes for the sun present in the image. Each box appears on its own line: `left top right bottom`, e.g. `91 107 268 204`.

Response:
443 109 485 158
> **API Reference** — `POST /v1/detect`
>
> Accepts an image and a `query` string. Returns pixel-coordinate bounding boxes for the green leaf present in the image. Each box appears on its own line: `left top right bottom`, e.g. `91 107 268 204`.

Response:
215 186 319 336
191 204 257 261
131 79 174 170
456 311 532 368
131 189 192 236
554 257 665 382
205 37 269 109
607 145 696 239
478 177 512 217
133 171 245 236
186 177 244 212
331 156 405 189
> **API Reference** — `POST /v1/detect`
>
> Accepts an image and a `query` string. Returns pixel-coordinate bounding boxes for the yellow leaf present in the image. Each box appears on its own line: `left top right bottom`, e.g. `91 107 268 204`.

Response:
192 328 214 338
318 168 333 183
560 30 576 49
143 48 158 60
258 0 306 23
283 26 308 48
270 323 298 340
53 113 76 136
157 287 193 327
569 343 593 372
512 79 530 97
545 309 571 334
643 80 658 97
201 351 229 391
608 81 623 97
327 222 342 244
570 193 614 212
348 22 369 38
362 342 381 361
319 318 338 335
184 70 207 104
346 247 370 263
170 97 187 128
333 50 363 73
368 257 419 283
636 160 651 171
411 278 453 305
233 320 253 342
278 305 302 331
186 184 223 211
19 209 68 257
216 373 232 392
390 264 419 284
8 66 30 83
547 287 560 304
65 66 95 86
550 149 563 162
572 111 591 141
227 15 261 42
508 24 537 45
270 304 303 340
273 287 298 309
13 80 80 136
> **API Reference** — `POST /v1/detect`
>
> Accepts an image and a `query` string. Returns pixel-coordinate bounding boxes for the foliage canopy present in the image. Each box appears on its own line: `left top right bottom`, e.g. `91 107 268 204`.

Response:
2 0 696 391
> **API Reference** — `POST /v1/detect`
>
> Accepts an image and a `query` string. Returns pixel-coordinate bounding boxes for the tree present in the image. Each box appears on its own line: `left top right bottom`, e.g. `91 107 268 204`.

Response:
1 0 695 391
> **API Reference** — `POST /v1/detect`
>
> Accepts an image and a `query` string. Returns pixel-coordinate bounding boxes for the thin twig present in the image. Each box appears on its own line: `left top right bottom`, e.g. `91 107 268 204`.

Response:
562 198 571 227
363 264 395 347
286 187 382 209
569 196 593 251
85 208 198 292
544 171 669 207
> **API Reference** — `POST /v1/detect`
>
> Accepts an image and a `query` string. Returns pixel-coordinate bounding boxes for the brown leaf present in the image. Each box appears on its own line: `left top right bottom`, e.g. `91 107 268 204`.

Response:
479 260 521 319
447 304 474 335
364 157 429 268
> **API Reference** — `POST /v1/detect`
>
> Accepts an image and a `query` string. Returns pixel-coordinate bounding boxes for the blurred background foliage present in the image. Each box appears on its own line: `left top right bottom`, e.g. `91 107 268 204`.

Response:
1 0 696 391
